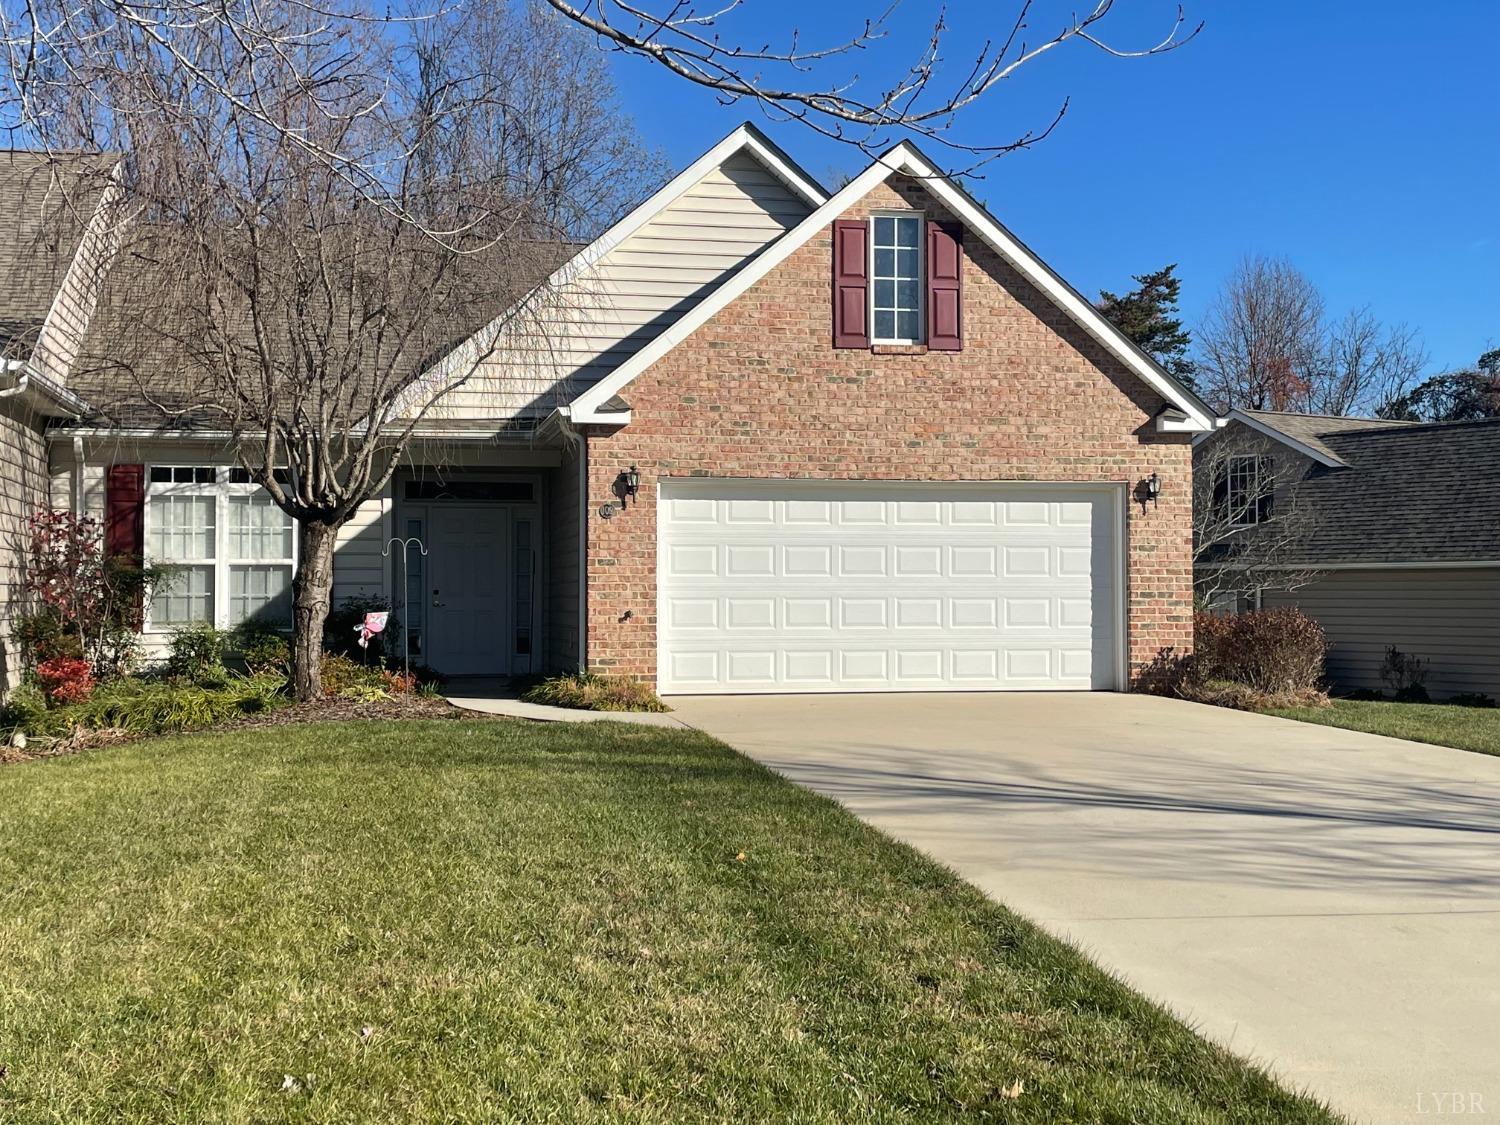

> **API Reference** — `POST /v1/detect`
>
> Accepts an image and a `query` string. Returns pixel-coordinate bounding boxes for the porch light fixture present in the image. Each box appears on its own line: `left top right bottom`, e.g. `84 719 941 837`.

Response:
616 465 641 506
1146 472 1161 506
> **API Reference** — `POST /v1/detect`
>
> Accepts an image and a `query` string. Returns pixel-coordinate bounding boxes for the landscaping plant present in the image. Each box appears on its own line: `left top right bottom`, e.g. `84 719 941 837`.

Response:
1379 645 1431 703
20 509 167 677
1137 607 1328 710
166 623 228 685
34 657 95 705
522 672 671 713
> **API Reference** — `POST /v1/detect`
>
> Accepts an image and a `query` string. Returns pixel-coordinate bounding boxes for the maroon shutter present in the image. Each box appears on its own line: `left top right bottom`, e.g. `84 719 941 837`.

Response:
105 464 145 562
927 222 963 351
832 219 869 348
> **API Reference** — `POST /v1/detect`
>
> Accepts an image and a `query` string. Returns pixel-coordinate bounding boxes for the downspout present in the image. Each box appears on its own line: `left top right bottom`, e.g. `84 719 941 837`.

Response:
556 411 588 673
72 435 85 515
0 359 30 401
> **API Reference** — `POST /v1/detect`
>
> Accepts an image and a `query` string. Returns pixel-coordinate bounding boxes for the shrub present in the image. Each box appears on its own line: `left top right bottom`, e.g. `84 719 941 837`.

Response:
319 652 388 697
1193 607 1327 696
22 509 166 677
1136 608 1328 709
382 669 417 696
0 683 51 734
1380 646 1430 700
36 657 95 704
521 672 671 713
1449 692 1497 709
167 623 228 685
229 621 290 677
13 609 84 666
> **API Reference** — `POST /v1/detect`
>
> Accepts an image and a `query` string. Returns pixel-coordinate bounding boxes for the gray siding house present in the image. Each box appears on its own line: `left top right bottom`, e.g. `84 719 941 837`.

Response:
1194 409 1500 699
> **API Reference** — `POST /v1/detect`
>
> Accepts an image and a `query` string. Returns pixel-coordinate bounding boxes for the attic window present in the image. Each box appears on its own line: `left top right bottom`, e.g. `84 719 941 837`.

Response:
870 214 923 344
1225 455 1274 527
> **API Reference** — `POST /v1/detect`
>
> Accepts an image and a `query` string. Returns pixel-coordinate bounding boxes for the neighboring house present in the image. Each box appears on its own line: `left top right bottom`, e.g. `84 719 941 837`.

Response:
1194 409 1500 698
0 152 112 689
23 123 1216 695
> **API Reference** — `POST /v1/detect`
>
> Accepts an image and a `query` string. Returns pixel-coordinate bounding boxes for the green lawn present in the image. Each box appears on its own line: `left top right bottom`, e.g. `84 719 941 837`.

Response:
0 720 1333 1123
1264 699 1500 757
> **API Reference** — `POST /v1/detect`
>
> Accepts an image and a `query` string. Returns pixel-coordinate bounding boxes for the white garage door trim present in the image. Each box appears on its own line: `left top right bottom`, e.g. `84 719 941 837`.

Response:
656 479 1127 695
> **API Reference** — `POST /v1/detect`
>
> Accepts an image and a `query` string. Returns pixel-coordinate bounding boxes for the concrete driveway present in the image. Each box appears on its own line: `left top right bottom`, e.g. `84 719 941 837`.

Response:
668 692 1500 1125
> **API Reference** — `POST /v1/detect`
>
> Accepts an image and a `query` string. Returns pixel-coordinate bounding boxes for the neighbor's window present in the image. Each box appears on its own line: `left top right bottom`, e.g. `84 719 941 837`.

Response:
871 214 923 344
146 467 296 630
1224 454 1274 527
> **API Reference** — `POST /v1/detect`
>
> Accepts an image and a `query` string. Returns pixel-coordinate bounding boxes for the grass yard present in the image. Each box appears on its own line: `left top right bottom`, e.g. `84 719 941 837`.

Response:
1264 700 1500 757
0 720 1334 1123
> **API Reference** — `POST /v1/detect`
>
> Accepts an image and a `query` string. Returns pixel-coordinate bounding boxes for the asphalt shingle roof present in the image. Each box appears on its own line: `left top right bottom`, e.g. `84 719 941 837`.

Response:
0 151 114 359
1232 416 1500 565
1240 409 1420 465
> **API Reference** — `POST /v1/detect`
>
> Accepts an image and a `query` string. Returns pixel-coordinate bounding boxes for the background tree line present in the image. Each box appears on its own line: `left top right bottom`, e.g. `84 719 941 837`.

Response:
1096 258 1496 423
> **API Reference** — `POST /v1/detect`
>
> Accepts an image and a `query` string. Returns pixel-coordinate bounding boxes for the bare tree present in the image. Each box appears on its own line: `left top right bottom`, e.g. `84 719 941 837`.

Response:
1197 255 1425 417
3 0 1200 184
1306 309 1426 416
1196 256 1324 414
1192 432 1323 607
34 2 662 699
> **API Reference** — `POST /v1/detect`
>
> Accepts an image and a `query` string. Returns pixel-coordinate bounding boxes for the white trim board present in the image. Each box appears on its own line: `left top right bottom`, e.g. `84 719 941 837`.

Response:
567 140 1216 433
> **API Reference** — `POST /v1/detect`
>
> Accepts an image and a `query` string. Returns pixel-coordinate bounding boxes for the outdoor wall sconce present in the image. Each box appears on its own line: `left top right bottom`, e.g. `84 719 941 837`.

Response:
614 465 641 507
1135 471 1161 514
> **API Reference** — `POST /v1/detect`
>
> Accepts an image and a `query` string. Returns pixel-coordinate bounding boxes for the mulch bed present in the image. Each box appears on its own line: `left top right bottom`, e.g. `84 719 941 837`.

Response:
1 695 500 767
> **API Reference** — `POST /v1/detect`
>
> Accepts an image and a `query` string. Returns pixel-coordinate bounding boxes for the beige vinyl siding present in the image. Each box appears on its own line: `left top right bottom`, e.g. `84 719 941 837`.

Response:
0 401 51 691
429 151 813 421
331 481 393 606
1264 568 1500 698
30 178 118 385
544 445 582 672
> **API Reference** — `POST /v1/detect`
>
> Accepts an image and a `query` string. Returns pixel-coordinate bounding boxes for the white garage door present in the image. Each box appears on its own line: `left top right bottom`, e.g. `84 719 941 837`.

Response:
657 481 1122 694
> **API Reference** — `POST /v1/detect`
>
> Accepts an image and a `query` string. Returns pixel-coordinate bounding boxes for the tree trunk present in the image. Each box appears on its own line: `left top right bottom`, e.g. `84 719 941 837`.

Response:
291 519 340 702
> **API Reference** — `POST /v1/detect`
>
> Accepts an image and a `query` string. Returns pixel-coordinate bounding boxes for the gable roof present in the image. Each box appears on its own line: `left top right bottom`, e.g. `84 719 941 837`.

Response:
565 139 1216 431
1199 408 1421 467
1204 415 1500 567
400 123 827 422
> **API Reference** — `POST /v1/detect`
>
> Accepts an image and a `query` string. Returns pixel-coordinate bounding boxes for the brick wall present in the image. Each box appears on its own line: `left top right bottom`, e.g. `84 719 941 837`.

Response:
0 400 50 692
584 175 1194 685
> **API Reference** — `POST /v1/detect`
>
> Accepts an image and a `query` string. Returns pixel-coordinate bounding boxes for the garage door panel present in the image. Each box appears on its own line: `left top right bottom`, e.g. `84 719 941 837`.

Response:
658 483 1120 693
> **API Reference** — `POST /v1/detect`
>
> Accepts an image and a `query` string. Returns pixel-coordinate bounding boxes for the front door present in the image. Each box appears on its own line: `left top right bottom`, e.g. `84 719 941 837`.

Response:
424 505 509 675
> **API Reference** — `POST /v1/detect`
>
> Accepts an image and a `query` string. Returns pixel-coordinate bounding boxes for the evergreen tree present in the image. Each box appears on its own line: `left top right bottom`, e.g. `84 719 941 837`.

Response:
1096 264 1197 388
1378 348 1500 422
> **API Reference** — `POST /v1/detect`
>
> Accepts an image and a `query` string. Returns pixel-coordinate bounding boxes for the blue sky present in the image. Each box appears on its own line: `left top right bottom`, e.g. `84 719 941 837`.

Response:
604 1 1497 373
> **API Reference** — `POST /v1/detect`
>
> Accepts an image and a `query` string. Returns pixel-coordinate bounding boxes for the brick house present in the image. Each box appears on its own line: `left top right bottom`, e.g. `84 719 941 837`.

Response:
12 124 1214 694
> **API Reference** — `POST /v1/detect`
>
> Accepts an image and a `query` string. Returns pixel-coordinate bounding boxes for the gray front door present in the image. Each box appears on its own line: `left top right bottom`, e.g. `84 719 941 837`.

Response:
424 505 509 675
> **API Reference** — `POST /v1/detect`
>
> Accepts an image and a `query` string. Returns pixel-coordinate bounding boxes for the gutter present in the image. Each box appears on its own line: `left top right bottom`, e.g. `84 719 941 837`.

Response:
0 358 88 418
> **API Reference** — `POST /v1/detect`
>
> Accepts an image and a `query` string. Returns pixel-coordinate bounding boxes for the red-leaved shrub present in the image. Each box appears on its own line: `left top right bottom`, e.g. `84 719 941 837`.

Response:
36 656 96 704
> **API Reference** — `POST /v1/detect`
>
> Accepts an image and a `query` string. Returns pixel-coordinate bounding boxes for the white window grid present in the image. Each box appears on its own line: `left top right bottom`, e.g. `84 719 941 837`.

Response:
1226 454 1266 528
145 467 298 631
870 212 924 345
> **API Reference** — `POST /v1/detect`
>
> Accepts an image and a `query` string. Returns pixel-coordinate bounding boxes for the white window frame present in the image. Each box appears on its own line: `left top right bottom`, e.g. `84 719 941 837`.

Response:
1225 454 1269 528
144 466 299 633
869 211 925 345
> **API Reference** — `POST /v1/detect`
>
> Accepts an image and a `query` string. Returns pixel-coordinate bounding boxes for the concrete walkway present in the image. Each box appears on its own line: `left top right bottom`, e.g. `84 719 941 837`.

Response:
669 692 1500 1125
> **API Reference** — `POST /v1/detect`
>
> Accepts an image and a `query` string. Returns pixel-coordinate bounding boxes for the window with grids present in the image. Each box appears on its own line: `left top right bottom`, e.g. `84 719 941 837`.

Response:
1224 455 1273 527
870 214 923 343
146 467 296 629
